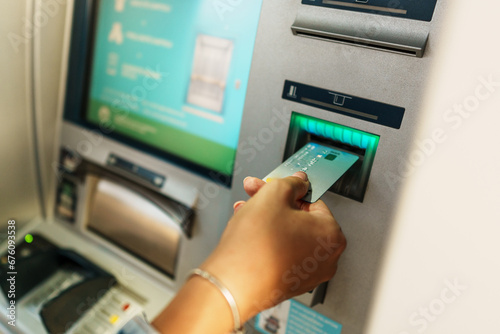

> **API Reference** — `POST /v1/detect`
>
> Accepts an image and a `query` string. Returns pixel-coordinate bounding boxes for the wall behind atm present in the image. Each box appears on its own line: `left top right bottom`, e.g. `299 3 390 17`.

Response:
367 0 500 332
0 0 67 232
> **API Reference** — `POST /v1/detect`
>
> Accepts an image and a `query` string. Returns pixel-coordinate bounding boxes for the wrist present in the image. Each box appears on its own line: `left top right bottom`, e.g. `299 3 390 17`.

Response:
187 269 244 333
152 274 234 334
201 253 281 324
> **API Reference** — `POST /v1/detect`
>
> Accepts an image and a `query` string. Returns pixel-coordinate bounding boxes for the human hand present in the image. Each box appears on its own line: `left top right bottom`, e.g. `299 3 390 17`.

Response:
201 172 347 322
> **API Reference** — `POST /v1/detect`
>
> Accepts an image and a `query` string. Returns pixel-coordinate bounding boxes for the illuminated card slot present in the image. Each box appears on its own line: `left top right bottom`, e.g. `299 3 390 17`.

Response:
284 113 379 202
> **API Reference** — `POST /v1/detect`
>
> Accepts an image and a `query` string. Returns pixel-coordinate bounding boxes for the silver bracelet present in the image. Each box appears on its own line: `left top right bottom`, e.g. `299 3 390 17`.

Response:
187 268 244 334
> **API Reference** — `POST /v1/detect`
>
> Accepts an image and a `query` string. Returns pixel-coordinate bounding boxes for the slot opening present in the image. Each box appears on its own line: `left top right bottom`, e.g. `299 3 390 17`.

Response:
54 149 195 278
284 112 379 202
294 30 419 57
290 14 429 58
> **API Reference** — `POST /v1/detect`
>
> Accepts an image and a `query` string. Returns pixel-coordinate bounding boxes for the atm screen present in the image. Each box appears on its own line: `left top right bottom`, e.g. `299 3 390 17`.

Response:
84 0 263 182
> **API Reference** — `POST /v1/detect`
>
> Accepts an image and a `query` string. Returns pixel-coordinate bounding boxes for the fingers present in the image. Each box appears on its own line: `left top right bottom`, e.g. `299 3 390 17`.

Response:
243 177 266 197
307 199 334 217
291 171 308 182
242 172 309 208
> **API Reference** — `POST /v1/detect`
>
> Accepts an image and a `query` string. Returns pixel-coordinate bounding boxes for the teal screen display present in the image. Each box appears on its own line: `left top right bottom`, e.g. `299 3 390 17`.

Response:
86 0 263 178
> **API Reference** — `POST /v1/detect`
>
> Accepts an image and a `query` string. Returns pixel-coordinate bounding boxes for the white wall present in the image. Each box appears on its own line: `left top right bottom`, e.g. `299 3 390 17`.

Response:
367 1 500 333
0 0 67 234
33 0 68 220
0 0 40 230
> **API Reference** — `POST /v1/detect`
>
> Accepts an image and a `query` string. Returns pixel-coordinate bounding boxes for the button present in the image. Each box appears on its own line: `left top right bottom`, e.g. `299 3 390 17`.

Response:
107 297 122 309
122 303 130 311
109 315 120 325
82 324 97 334
101 308 112 317
154 177 163 186
88 316 108 332
108 156 117 165
111 295 124 305
95 311 110 324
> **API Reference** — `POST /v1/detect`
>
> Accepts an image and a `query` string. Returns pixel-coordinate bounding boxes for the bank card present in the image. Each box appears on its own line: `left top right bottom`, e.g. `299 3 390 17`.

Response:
263 142 359 202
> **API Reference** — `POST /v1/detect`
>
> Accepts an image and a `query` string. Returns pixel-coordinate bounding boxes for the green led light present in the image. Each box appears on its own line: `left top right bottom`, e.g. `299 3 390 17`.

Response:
361 134 370 149
25 234 33 244
343 129 353 146
291 113 379 150
353 132 362 148
316 121 326 138
325 123 334 139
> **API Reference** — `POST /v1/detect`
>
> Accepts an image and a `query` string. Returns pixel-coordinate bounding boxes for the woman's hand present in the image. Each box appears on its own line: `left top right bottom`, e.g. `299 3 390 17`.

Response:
153 172 347 334
201 172 347 322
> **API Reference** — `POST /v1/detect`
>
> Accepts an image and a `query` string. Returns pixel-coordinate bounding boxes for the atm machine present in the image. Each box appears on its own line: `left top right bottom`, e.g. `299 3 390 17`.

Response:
0 0 449 333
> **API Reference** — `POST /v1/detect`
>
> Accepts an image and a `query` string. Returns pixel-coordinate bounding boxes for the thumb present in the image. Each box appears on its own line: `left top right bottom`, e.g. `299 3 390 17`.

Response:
280 171 310 204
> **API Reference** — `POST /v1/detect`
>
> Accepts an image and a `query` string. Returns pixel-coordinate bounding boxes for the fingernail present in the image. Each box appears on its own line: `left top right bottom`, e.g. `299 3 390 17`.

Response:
243 176 250 183
233 201 245 210
292 171 308 181
233 202 245 213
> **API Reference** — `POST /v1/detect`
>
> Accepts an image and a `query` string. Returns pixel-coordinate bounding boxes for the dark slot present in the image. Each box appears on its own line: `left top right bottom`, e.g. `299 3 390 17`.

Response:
294 31 419 57
309 134 366 157
308 134 366 201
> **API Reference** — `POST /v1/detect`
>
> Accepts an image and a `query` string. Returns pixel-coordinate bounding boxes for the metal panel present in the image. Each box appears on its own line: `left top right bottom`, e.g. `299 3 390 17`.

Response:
291 11 429 57
34 0 69 221
235 1 447 332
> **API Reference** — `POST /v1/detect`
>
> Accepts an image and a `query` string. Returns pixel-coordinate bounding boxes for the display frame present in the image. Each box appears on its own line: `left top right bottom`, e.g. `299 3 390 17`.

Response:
63 0 263 187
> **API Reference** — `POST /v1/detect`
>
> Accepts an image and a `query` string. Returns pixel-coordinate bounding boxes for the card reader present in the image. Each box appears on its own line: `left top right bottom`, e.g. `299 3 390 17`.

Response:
263 142 359 202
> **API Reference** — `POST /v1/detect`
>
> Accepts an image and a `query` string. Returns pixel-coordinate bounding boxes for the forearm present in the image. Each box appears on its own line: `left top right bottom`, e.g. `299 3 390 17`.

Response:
152 173 346 333
152 276 235 334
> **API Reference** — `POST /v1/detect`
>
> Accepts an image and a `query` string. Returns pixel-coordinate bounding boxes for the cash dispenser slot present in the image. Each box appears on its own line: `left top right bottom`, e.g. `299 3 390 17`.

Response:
55 149 194 278
85 174 185 278
285 113 379 202
291 12 429 57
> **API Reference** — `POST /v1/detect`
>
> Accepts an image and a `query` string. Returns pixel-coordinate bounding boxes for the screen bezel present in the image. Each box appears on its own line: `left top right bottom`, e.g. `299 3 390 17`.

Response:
63 0 234 187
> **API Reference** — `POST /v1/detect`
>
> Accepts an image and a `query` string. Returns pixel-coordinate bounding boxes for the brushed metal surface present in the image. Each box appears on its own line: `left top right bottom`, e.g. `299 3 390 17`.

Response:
87 178 182 277
291 12 429 57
